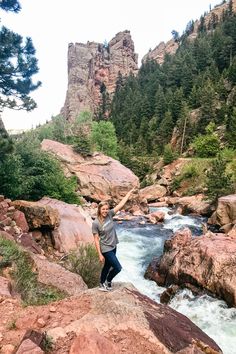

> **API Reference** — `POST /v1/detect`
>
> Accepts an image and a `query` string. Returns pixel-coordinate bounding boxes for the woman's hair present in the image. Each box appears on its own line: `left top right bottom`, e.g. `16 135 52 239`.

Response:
97 201 110 220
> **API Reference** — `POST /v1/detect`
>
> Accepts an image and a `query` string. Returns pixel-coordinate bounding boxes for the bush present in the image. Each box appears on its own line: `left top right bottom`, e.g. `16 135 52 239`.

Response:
0 237 65 305
73 134 92 157
192 123 220 157
220 147 236 162
66 244 101 288
170 158 210 194
206 154 234 201
91 121 118 159
0 137 81 204
163 144 178 165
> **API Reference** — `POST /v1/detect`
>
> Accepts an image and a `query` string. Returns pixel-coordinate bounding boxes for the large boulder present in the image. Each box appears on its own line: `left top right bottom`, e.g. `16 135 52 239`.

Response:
208 194 236 231
12 200 60 230
38 198 93 252
176 194 212 216
31 254 87 295
1 284 222 353
145 228 236 307
41 139 139 203
139 184 167 202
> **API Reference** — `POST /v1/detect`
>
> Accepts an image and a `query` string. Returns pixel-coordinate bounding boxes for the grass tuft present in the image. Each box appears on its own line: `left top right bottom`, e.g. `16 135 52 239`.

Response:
65 244 101 288
0 237 65 306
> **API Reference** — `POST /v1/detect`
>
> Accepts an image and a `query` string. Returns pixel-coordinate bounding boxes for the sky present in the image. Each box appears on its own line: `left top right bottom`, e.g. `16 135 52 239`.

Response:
1 0 222 131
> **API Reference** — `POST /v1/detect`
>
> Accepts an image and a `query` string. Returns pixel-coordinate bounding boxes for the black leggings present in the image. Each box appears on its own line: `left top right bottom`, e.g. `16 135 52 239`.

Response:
100 247 122 284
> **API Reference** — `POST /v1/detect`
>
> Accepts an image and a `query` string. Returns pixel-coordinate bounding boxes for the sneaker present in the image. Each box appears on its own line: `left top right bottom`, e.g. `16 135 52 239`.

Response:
105 281 113 290
99 283 108 292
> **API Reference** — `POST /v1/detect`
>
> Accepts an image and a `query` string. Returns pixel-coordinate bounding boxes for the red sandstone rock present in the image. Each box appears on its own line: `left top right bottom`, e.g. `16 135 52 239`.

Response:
17 233 42 254
208 194 236 228
0 276 12 298
31 254 87 295
228 225 236 237
176 194 211 216
149 211 165 222
69 331 116 354
146 228 236 306
38 198 93 252
12 200 60 230
0 284 222 353
62 31 138 121
11 210 29 233
148 202 168 207
0 344 15 354
41 139 140 204
140 184 167 202
16 339 44 354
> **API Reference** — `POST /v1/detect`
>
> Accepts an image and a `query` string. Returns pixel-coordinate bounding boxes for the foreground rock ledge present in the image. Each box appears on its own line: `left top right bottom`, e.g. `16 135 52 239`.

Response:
1 284 222 353
145 228 236 307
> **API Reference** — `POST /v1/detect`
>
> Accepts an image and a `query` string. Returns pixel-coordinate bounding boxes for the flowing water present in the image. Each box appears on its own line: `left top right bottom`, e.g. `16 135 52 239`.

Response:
115 208 236 354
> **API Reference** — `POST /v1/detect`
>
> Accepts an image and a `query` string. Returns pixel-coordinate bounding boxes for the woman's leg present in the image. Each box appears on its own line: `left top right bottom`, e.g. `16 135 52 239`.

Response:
100 253 112 284
106 248 122 282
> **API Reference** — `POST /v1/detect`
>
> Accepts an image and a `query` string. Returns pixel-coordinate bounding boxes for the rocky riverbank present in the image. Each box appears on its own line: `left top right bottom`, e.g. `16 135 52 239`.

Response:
145 227 236 307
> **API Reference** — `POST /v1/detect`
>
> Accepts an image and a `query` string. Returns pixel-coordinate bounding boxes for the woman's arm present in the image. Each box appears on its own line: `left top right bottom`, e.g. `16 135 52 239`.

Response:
93 233 105 263
113 187 135 214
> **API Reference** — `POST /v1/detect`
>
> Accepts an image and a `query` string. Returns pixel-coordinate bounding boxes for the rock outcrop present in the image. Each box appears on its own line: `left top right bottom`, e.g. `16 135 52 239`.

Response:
140 184 167 202
142 1 236 65
31 254 87 296
61 30 138 121
174 194 212 216
145 228 236 307
0 196 29 237
41 139 140 204
208 194 236 232
38 197 93 253
1 284 222 353
12 200 60 230
143 39 178 65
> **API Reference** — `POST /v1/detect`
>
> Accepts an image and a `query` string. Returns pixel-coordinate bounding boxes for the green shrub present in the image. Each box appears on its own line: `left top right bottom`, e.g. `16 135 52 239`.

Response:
73 134 93 157
42 334 54 353
66 244 101 288
220 148 236 162
192 123 221 158
0 237 65 305
0 137 81 204
91 121 118 159
206 154 234 201
163 144 178 165
170 158 210 194
182 164 198 179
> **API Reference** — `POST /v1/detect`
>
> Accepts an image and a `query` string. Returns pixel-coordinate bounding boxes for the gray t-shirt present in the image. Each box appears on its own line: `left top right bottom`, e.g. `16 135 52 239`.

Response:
92 209 119 253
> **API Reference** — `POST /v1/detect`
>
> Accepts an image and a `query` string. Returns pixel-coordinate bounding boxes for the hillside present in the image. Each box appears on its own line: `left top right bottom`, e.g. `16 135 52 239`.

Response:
111 0 236 155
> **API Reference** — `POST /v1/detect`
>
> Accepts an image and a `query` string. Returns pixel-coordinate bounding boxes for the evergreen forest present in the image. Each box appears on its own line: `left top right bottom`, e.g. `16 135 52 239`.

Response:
110 1 236 158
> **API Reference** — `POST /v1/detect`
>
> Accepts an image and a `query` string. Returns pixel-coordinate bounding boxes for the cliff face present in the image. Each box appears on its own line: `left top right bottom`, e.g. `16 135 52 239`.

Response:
61 30 138 121
142 0 236 64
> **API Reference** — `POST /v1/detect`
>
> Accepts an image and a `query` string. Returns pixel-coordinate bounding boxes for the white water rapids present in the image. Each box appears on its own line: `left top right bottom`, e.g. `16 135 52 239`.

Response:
114 208 236 354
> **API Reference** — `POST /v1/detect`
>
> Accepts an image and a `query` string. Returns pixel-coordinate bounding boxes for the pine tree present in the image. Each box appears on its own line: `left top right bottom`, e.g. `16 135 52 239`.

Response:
206 154 233 202
0 117 13 160
226 107 236 148
157 111 174 150
199 79 217 131
0 0 41 111
155 86 167 121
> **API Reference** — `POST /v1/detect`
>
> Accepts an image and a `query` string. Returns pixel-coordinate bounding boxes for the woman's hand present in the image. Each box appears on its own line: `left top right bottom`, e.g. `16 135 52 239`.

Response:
99 254 105 263
128 187 136 196
114 186 138 214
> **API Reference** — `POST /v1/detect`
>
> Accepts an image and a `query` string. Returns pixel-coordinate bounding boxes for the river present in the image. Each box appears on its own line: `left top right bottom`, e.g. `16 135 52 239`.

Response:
114 207 236 354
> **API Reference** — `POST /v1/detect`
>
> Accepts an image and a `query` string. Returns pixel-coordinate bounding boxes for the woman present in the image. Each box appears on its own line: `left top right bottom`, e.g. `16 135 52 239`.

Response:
92 188 135 291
